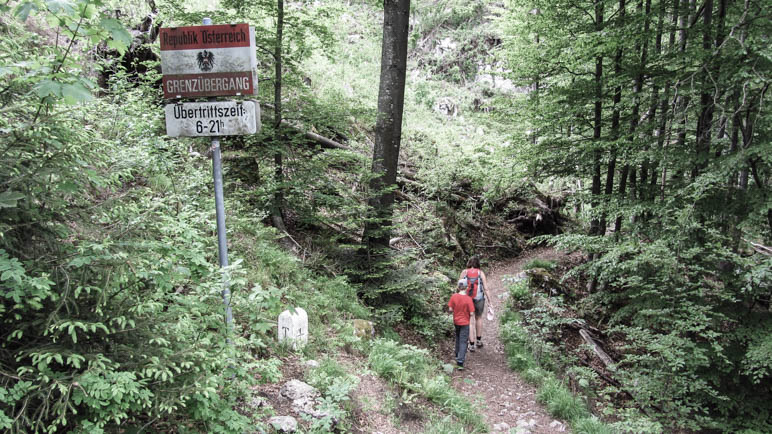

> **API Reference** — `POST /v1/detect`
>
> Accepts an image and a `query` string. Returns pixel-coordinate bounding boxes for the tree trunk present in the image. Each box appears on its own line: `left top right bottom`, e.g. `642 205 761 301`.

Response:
672 0 693 190
615 0 648 233
362 0 411 260
590 0 604 238
653 0 680 202
271 0 287 233
602 0 626 235
636 0 652 205
587 0 605 293
693 0 714 179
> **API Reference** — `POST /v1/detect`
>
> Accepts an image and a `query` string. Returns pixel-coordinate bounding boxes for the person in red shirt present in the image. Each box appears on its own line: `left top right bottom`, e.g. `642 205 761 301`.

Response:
448 280 475 370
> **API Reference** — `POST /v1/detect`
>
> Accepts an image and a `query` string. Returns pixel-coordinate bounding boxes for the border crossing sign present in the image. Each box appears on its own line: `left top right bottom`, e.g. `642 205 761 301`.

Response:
160 23 258 99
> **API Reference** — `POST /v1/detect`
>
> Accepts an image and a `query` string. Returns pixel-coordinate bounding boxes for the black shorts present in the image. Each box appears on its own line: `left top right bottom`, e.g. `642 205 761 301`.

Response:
473 297 485 317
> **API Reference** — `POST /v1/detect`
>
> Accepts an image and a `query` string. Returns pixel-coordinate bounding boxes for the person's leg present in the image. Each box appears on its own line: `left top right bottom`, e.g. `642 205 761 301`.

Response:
475 314 484 346
454 325 462 361
468 320 476 352
457 325 469 366
474 298 485 346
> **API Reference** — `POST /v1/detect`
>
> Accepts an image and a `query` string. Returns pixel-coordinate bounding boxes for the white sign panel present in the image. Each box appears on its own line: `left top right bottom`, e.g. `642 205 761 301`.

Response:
165 100 260 137
160 24 258 98
161 46 254 75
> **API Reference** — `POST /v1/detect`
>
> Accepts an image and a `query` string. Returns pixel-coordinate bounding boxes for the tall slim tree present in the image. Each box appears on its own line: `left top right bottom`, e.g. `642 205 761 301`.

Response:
362 0 411 262
271 0 287 233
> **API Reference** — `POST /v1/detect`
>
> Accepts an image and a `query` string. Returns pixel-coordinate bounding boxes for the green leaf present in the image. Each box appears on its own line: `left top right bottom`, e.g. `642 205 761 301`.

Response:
62 83 93 104
80 3 96 19
14 2 36 21
35 79 62 99
0 191 25 209
100 18 132 55
46 0 74 14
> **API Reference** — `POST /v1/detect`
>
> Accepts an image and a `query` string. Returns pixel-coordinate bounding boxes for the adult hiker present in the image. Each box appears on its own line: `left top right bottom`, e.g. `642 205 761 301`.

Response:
448 279 475 370
458 256 489 352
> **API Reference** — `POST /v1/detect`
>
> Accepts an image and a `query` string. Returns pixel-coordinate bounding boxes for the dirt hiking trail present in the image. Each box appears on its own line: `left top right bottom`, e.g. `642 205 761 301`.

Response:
449 248 570 433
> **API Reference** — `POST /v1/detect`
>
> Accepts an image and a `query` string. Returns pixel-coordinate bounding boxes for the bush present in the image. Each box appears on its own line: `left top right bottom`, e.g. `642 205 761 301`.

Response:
573 416 615 434
367 339 485 430
523 258 557 271
537 378 589 422
508 279 534 307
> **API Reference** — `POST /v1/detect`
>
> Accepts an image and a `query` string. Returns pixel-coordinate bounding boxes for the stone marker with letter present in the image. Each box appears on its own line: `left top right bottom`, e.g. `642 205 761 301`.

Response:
278 308 308 350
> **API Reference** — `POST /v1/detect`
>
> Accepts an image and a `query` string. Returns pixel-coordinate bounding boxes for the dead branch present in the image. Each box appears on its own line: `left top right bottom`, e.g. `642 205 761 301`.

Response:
406 230 426 256
579 329 616 369
261 103 353 151
745 239 772 255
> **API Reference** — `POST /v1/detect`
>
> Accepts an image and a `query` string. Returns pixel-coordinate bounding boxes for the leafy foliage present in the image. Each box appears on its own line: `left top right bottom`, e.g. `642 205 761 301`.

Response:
368 339 485 430
500 297 619 432
0 4 343 430
501 0 772 428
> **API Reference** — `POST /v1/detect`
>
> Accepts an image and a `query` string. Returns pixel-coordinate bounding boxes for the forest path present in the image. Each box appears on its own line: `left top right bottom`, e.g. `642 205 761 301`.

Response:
449 248 569 433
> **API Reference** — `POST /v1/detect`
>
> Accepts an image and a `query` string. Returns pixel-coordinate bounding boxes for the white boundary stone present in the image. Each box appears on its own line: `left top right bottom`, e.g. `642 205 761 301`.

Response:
278 307 308 349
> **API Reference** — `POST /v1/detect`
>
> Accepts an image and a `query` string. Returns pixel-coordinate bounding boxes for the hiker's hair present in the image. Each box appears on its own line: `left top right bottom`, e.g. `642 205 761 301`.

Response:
467 256 480 269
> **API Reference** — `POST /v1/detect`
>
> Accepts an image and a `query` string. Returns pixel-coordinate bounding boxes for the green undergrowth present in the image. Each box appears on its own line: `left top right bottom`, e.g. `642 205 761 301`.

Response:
499 278 662 433
0 12 369 430
305 0 533 262
366 338 487 432
303 358 361 432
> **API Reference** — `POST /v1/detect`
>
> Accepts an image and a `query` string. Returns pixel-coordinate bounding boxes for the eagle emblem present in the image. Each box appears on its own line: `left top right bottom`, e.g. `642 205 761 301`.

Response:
197 50 215 72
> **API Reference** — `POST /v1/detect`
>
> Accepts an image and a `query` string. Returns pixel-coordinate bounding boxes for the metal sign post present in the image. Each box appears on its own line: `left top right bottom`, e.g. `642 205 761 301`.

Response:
160 16 260 339
204 17 233 337
211 135 233 335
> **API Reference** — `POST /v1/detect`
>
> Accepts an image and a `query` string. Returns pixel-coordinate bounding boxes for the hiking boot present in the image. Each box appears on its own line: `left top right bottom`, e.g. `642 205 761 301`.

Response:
468 342 475 352
456 362 464 370
476 339 483 348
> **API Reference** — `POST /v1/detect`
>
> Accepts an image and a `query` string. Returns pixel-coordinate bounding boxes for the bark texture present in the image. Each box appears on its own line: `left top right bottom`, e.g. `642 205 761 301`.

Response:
363 0 411 258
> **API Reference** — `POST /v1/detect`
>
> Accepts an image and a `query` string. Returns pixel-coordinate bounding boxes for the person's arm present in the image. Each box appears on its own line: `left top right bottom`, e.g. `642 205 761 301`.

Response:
448 298 454 313
481 271 490 294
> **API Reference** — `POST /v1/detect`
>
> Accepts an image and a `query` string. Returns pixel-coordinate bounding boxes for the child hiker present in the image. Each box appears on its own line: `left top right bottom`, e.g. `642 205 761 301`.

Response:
448 279 475 370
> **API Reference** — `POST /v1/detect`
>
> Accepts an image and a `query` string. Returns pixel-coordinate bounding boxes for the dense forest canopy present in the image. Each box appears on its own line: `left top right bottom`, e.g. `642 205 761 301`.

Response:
503 0 771 428
0 0 769 432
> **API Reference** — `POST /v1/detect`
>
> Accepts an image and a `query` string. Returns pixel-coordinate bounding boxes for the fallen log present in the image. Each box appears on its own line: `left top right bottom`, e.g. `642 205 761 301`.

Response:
261 103 353 152
579 329 616 369
745 239 772 256
302 129 351 151
577 357 659 416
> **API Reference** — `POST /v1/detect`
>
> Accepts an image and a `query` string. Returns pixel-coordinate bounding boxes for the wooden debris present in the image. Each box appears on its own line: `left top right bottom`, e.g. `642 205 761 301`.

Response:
579 329 615 369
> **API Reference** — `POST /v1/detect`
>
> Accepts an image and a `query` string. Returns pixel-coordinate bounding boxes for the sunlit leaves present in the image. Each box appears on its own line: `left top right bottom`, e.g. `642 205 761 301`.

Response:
13 2 36 21
99 17 132 55
0 191 25 209
61 81 93 104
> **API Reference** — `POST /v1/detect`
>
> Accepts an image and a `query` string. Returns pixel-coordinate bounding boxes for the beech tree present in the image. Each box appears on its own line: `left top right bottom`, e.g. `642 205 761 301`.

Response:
363 0 411 263
504 0 771 429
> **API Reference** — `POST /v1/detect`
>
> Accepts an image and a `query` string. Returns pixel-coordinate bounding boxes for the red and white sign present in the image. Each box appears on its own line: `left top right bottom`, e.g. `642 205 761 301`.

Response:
160 24 258 99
